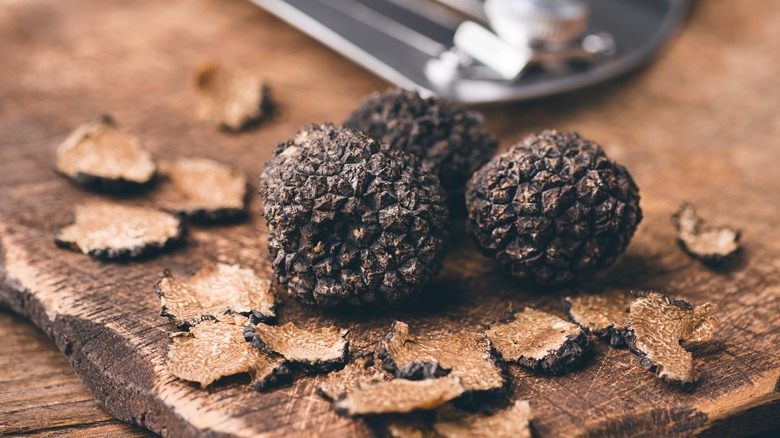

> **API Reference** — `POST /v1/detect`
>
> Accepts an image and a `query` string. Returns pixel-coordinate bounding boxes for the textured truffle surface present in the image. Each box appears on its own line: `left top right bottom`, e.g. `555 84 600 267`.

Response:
167 319 289 389
55 201 183 260
155 263 276 328
259 124 449 306
466 130 642 286
672 202 740 263
333 377 465 416
55 115 156 191
344 88 498 191
434 400 533 438
245 322 349 371
486 308 591 374
625 291 718 387
194 63 268 131
564 289 633 346
379 321 504 393
155 158 249 223
318 353 388 401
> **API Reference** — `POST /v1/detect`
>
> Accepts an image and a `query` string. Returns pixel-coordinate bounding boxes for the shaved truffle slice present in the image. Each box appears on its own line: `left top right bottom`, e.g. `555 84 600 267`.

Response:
55 115 155 191
564 289 633 346
672 202 740 263
55 202 183 260
154 158 249 223
333 377 465 416
194 63 269 131
434 400 533 438
379 322 504 394
382 418 432 438
246 322 348 371
318 353 389 401
625 291 718 386
486 308 591 374
167 320 290 389
155 263 275 328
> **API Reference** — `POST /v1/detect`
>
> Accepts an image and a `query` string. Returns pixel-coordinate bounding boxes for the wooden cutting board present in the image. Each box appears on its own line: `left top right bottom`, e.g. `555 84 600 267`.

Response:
1 0 779 436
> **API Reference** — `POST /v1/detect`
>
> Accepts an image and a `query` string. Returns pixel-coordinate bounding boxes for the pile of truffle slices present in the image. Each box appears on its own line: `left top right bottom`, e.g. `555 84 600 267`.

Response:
51 75 730 435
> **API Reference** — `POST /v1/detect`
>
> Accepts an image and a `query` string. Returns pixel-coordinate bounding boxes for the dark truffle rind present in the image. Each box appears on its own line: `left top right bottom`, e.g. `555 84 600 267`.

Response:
466 130 642 286
521 329 591 374
344 88 498 192
259 124 449 306
563 290 632 347
394 360 452 381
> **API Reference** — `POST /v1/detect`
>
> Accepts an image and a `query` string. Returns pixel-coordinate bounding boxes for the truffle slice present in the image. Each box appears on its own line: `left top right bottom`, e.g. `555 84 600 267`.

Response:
564 289 633 346
379 321 504 394
55 115 156 191
167 320 290 389
486 308 591 374
433 400 533 438
155 158 248 222
194 62 268 131
672 202 740 263
155 263 276 328
55 202 183 260
246 322 348 371
333 377 465 416
625 291 718 386
318 352 389 401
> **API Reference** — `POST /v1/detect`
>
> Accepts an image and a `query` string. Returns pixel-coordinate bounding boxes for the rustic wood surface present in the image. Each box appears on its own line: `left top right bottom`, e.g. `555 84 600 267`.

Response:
1 0 779 436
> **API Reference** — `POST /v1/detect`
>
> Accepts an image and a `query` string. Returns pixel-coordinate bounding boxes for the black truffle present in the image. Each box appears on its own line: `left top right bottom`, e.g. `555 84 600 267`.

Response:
344 88 498 193
259 124 449 306
466 130 642 286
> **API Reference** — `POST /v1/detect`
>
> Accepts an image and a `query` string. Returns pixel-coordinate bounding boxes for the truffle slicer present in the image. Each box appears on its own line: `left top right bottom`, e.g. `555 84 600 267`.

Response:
250 0 690 103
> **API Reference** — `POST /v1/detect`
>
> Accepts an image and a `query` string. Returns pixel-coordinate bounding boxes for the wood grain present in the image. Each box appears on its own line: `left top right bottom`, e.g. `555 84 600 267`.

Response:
0 311 152 437
1 0 779 436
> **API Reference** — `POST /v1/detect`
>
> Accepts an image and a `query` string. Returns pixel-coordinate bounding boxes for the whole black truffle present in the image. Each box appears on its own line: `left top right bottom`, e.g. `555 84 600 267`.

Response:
259 124 449 306
466 130 642 286
344 88 498 192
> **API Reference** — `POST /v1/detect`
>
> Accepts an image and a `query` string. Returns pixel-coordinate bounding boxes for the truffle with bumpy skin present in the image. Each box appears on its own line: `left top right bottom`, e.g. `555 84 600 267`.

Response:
344 88 498 192
466 130 642 286
259 124 449 306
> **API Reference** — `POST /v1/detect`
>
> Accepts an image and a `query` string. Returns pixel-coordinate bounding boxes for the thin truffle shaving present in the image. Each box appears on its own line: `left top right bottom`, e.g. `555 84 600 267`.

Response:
434 400 533 438
333 377 465 416
565 289 633 346
155 158 248 222
55 202 183 260
194 62 268 131
672 202 740 262
247 322 348 371
318 353 389 401
626 291 718 386
55 115 156 190
167 320 289 389
155 263 275 328
379 321 504 393
486 308 591 374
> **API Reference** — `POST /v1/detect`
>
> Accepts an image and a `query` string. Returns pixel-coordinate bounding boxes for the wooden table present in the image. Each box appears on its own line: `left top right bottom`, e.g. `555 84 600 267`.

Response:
1 0 779 436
